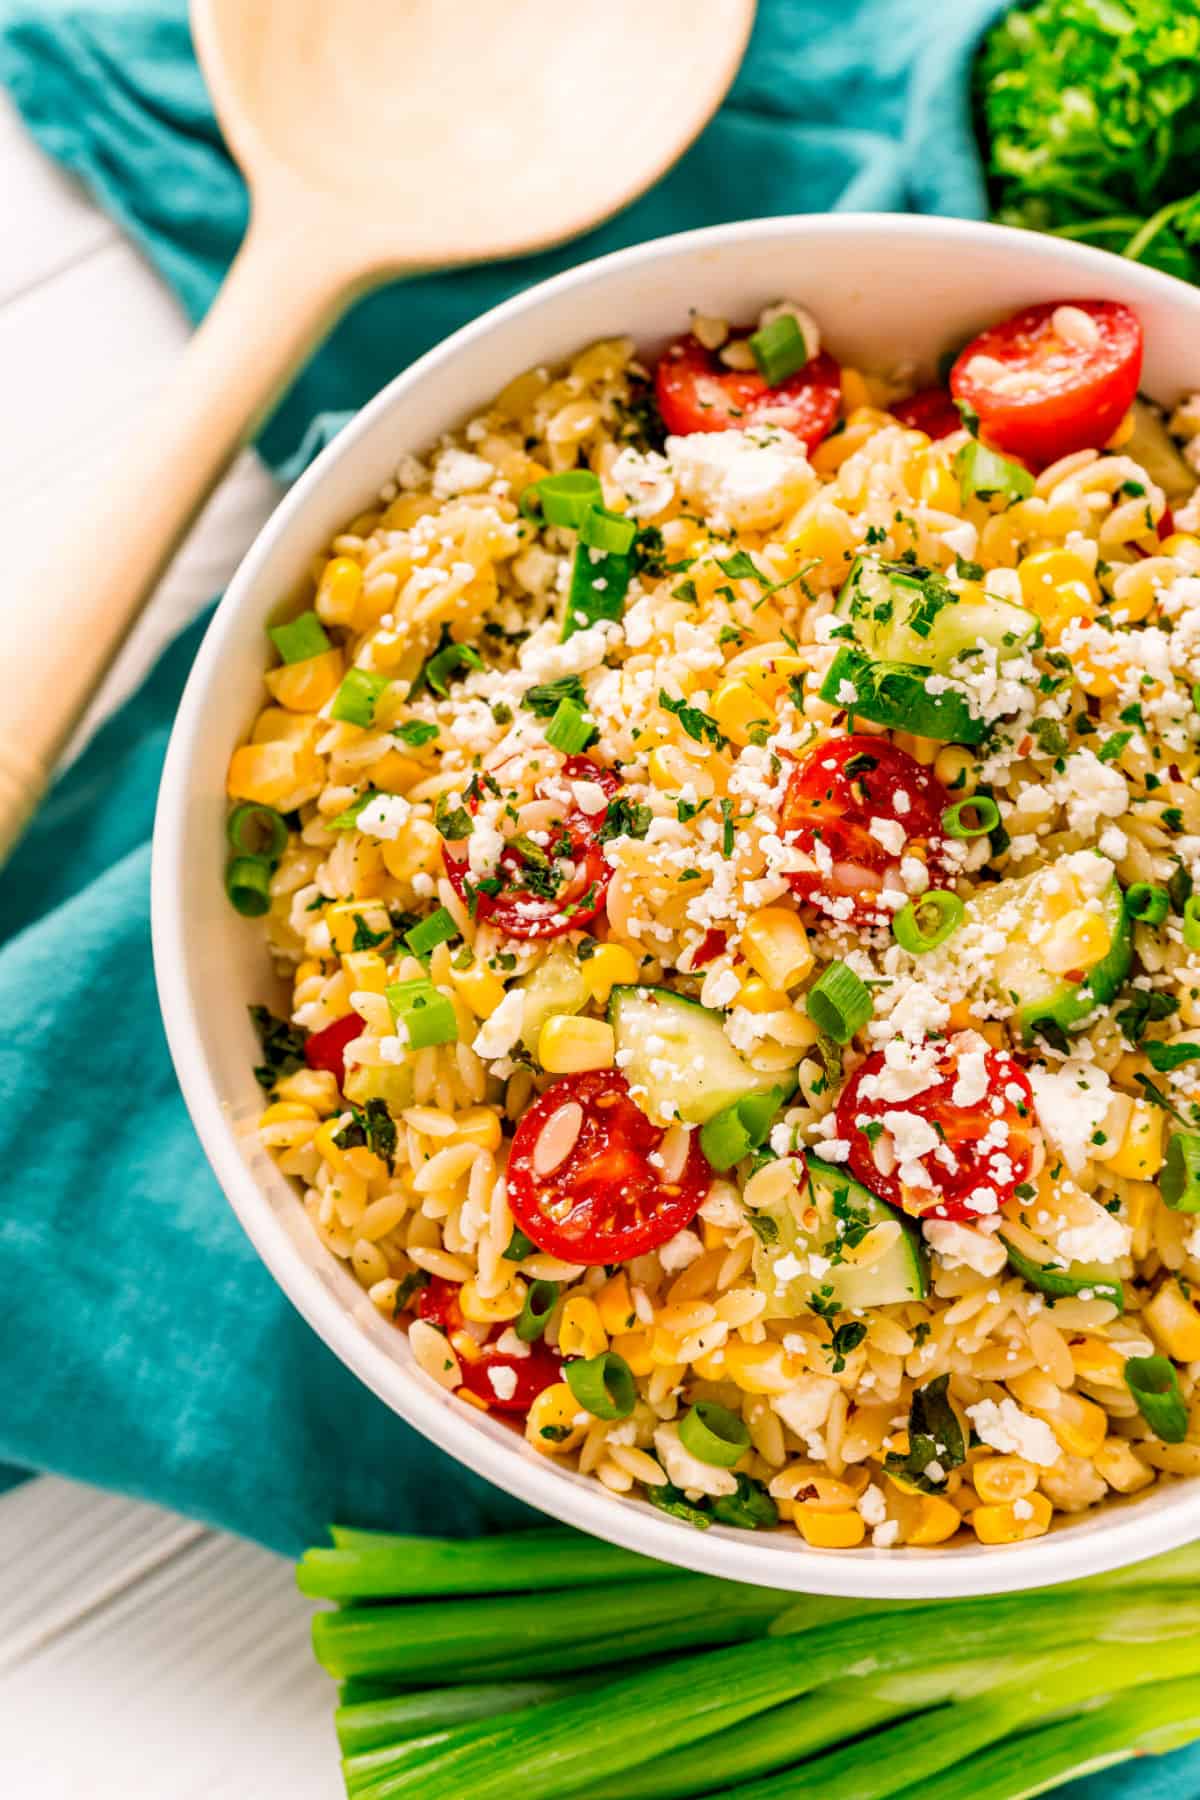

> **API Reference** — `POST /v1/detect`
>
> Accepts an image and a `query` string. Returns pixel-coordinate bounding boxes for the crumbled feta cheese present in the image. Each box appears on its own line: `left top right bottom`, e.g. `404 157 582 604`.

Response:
658 1229 704 1273
966 1398 1060 1466
1029 1061 1113 1175
666 429 817 532
355 794 413 841
487 1365 518 1401
432 448 494 499
923 1219 1008 1277
472 990 525 1060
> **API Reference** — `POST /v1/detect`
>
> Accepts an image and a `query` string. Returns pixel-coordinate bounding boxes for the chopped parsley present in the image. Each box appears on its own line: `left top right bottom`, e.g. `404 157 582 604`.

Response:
658 690 728 751
249 1006 309 1093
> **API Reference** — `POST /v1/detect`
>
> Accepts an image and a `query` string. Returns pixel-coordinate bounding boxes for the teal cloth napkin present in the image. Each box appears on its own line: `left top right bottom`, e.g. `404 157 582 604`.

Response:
3 12 1196 1789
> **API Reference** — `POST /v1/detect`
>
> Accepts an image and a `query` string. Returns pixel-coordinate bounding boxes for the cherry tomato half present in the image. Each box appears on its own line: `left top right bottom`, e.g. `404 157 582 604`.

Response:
415 1279 561 1414
836 1037 1035 1224
950 300 1142 468
443 755 619 941
780 735 953 929
507 1069 712 1264
655 332 841 451
416 1276 464 1333
304 1012 361 1086
890 386 962 441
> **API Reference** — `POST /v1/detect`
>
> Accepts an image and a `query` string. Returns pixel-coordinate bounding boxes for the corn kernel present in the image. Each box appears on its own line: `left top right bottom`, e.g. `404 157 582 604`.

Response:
526 1382 587 1455
559 1296 608 1359
933 745 977 795
796 1508 866 1549
904 1493 962 1546
381 818 443 882
610 1329 655 1377
315 556 363 626
970 1492 1052 1544
1039 908 1112 976
595 1272 636 1336
314 1115 354 1172
451 1107 502 1152
1068 1337 1128 1387
581 943 639 1007
918 461 960 513
459 1278 524 1324
1161 533 1200 569
227 741 300 807
448 959 507 1020
710 679 776 748
1145 1278 1200 1363
692 1345 728 1381
1044 1391 1109 1460
971 1456 1038 1505
1018 550 1101 646
259 1100 318 1128
539 1015 615 1073
1106 1100 1164 1179
741 907 814 991
368 750 425 794
342 950 389 995
1095 1436 1155 1494
890 731 940 767
264 646 344 713
1105 411 1135 449
723 1341 801 1394
736 976 791 1015
647 745 715 795
327 900 392 956
840 367 872 413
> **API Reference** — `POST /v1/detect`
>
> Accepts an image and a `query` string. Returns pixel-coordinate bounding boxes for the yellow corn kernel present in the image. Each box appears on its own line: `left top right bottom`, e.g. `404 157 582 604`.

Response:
1105 411 1135 449
840 367 872 412
796 1508 866 1549
1161 533 1200 569
1145 1278 1200 1363
539 1015 615 1074
710 679 776 748
314 1114 354 1173
1069 1337 1128 1387
595 1272 636 1337
787 511 855 563
692 1345 728 1381
559 1296 608 1360
342 950 388 995
526 1382 587 1455
918 461 960 512
381 819 443 883
971 1456 1038 1505
739 654 808 702
1075 646 1122 699
459 1278 524 1324
315 555 364 626
368 750 425 794
274 1067 341 1116
890 731 940 767
970 1492 1053 1545
1039 908 1112 976
736 976 792 1015
741 907 814 991
327 900 392 956
1017 549 1100 644
904 1493 963 1546
1095 1436 1156 1494
264 646 344 713
451 1107 502 1152
933 744 977 795
448 959 507 1020
723 1341 801 1395
227 741 300 807
1045 1391 1109 1460
610 1329 655 1377
647 744 715 795
259 1100 317 1128
581 943 639 1007
1106 1100 1164 1179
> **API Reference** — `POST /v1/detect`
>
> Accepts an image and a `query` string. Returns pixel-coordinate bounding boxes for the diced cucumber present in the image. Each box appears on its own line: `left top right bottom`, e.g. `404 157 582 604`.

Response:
607 985 791 1127
1001 1234 1124 1312
972 855 1131 1041
343 1063 415 1111
835 555 1038 674
518 949 587 1054
819 646 985 745
754 1156 927 1316
1125 398 1197 506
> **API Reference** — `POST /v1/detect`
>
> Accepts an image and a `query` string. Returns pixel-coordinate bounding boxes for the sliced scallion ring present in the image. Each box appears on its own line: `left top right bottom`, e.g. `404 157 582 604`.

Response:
1184 896 1200 951
227 802 288 862
941 795 1000 838
225 854 274 917
678 1402 751 1469
519 470 603 528
1126 883 1170 925
545 696 596 753
267 609 330 664
579 506 637 555
564 1351 636 1420
404 908 459 959
805 961 873 1044
893 891 964 955
516 1280 559 1343
385 979 459 1048
1124 1355 1188 1444
748 315 809 386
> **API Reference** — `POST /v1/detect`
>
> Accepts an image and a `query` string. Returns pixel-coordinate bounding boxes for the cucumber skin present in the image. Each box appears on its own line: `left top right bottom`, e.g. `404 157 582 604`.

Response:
606 984 793 1126
806 1157 929 1304
819 647 986 746
836 556 1037 672
1017 881 1132 1041
1001 1235 1125 1312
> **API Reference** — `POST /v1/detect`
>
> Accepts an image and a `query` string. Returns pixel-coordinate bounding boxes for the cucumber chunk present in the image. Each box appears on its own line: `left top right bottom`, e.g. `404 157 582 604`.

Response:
753 1156 928 1316
819 646 985 745
971 853 1132 1042
835 555 1038 673
1001 1234 1124 1312
518 949 587 1054
607 985 791 1127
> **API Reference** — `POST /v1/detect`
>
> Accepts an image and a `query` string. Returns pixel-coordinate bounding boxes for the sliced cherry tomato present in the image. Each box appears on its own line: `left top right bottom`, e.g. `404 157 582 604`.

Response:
780 735 953 929
507 1069 712 1264
836 1037 1035 1224
443 755 619 941
304 1012 361 1085
1158 506 1176 542
950 300 1142 467
890 386 962 441
416 1276 463 1333
655 332 841 451
691 928 728 968
457 1338 563 1414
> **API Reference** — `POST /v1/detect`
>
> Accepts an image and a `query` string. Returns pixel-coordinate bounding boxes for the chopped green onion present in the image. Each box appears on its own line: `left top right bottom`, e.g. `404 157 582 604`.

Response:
710 1473 779 1531
818 647 984 745
393 719 440 747
516 1280 559 1343
1185 895 1200 950
953 440 1034 506
748 315 809 386
1124 1354 1188 1443
1126 883 1171 925
941 796 1000 838
520 470 603 528
805 962 873 1044
226 802 288 862
404 908 459 958
699 1084 790 1173
421 637 483 697
225 854 273 917
579 506 637 555
1163 1132 1200 1214
268 609 330 664
331 666 391 726
545 696 596 753
385 979 458 1048
563 539 634 640
893 891 964 954
564 1351 635 1420
503 1227 538 1262
678 1402 751 1469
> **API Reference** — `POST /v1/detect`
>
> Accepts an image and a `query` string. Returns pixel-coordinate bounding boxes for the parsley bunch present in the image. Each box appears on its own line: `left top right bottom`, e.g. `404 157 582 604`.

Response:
978 0 1200 284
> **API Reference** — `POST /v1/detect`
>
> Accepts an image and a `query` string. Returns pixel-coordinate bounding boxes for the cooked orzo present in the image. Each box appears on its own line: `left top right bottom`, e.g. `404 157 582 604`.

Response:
229 293 1200 1549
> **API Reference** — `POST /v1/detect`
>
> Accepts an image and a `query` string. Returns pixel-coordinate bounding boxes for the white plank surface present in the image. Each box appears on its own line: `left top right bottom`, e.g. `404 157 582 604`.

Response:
0 87 336 1800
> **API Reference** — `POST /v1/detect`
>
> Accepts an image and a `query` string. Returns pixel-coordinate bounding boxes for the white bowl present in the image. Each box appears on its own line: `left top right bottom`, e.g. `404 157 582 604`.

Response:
153 213 1200 1596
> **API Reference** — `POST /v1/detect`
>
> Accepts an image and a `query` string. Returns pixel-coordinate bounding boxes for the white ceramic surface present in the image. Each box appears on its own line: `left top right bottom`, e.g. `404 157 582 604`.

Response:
153 214 1200 1596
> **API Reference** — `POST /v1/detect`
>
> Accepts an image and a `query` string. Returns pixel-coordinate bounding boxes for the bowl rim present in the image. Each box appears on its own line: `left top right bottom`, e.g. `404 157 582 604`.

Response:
153 211 1200 1596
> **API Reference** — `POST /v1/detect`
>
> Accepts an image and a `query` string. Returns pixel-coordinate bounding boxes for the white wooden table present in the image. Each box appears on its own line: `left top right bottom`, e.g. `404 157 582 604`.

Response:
0 90 341 1797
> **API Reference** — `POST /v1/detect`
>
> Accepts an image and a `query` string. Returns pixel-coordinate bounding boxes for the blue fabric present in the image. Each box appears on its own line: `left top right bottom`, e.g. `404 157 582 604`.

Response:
3 7 1197 1788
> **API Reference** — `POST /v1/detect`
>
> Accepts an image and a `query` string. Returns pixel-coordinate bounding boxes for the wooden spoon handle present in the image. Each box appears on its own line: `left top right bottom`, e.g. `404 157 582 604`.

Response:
0 215 351 858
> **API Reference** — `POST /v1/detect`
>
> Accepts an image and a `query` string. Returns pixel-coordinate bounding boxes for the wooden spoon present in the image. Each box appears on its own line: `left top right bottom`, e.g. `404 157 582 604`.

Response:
0 0 754 855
